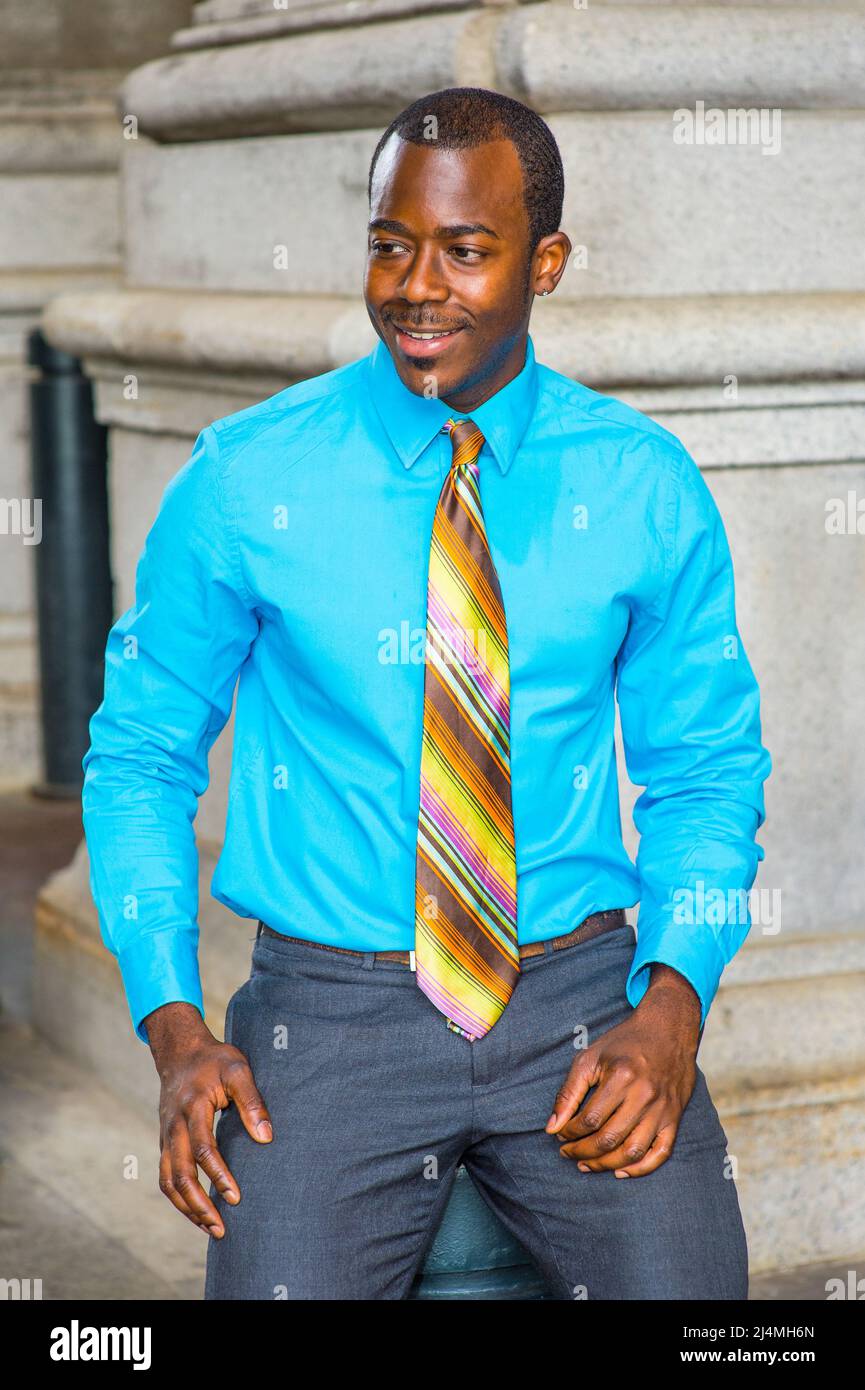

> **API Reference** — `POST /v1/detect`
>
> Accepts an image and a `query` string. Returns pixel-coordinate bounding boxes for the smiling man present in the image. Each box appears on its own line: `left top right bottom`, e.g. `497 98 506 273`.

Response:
82 87 771 1300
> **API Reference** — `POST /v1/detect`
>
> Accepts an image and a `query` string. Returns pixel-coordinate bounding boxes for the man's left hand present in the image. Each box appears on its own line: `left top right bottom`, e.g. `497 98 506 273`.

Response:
545 964 703 1179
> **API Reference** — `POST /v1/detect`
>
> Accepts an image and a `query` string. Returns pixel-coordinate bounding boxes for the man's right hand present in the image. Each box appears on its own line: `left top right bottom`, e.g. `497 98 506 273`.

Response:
144 1001 272 1238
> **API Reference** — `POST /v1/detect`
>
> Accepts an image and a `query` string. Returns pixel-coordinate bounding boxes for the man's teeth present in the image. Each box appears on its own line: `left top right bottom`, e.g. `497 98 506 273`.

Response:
402 329 457 339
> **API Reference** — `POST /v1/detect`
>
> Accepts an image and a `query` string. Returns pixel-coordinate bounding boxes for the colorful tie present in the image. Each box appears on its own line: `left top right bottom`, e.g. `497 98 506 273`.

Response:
414 417 519 1041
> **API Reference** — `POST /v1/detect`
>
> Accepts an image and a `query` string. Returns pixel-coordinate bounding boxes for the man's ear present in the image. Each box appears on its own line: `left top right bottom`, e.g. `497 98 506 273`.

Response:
531 230 573 297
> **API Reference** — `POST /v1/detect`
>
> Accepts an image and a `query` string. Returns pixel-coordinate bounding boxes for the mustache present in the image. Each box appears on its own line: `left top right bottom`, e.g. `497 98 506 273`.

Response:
385 313 469 332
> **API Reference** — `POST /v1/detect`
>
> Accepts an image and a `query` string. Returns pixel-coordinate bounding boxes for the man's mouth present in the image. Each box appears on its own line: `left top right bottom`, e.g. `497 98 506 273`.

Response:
391 323 465 357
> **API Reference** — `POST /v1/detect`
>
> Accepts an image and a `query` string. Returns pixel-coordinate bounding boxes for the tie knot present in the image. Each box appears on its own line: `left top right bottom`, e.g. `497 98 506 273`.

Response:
445 417 484 469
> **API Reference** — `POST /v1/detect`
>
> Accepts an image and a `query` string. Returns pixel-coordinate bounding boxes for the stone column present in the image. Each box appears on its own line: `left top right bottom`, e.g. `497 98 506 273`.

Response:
40 0 865 1274
0 0 193 782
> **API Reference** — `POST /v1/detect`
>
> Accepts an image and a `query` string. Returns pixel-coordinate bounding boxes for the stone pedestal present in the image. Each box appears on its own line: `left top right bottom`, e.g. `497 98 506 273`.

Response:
38 0 865 1277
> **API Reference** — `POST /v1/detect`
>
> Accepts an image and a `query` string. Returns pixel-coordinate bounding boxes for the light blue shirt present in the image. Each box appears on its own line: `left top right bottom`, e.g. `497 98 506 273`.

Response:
82 333 771 1042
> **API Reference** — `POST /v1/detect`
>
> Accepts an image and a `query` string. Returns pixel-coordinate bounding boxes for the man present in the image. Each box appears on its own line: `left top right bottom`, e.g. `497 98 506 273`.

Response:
82 87 771 1300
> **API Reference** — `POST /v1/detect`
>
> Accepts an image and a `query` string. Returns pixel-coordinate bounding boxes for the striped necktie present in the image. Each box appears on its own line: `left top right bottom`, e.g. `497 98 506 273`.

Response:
414 416 519 1041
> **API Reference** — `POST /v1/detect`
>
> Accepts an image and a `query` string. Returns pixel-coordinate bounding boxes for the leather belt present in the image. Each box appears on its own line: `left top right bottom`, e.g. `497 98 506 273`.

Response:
257 907 628 967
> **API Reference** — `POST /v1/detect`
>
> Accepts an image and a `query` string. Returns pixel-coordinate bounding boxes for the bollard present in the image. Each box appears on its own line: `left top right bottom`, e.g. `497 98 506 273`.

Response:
410 1165 551 1299
28 330 113 797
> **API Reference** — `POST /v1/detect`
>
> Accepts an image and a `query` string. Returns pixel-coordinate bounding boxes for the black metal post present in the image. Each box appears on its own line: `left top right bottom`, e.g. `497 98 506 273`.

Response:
28 330 113 797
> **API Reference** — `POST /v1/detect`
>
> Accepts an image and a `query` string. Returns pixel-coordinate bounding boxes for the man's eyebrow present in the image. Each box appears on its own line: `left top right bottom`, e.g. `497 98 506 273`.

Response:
368 218 501 240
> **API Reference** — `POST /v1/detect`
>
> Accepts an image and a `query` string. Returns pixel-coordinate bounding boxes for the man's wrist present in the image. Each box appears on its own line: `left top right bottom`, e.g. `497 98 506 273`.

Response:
639 963 703 1039
143 1001 212 1070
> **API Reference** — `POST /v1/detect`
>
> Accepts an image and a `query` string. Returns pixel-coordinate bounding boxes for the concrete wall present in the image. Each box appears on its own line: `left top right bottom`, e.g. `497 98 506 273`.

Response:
37 0 865 1274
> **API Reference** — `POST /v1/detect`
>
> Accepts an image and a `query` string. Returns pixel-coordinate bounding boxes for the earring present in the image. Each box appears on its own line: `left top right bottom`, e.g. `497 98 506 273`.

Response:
540 289 550 296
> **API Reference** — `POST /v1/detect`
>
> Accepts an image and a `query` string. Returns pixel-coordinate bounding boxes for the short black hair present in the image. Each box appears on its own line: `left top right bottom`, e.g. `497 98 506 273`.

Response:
367 87 565 260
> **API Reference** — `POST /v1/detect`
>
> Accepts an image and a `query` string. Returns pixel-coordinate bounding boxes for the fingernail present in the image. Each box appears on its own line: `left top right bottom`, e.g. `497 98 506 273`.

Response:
614 1171 630 1179
577 1163 590 1173
222 1189 239 1204
257 1121 273 1141
546 1113 558 1130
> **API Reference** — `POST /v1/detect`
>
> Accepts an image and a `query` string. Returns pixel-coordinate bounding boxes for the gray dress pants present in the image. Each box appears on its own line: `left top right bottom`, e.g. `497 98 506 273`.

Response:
204 920 748 1300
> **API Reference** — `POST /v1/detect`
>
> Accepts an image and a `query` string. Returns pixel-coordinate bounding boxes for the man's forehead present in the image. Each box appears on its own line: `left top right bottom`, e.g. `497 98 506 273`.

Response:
370 135 525 223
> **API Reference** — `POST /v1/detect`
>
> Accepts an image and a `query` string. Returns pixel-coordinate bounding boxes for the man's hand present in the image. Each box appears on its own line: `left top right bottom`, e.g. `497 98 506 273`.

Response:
145 1002 272 1238
545 964 702 1178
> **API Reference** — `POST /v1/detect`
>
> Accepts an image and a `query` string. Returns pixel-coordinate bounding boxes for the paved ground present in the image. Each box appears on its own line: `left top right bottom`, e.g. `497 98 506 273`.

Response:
0 788 860 1301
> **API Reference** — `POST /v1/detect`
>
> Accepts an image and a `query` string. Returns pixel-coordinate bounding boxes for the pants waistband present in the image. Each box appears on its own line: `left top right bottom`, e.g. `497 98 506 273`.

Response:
256 908 628 967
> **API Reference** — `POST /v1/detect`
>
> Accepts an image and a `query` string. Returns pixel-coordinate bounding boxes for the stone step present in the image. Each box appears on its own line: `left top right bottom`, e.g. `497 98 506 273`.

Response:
0 1018 204 1300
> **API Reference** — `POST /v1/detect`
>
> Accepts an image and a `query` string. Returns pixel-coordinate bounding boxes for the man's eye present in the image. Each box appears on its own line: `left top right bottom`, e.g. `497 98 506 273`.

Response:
370 240 403 256
451 246 485 262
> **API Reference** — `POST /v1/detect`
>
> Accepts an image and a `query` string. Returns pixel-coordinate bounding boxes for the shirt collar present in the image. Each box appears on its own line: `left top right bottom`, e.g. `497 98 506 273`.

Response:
366 331 539 475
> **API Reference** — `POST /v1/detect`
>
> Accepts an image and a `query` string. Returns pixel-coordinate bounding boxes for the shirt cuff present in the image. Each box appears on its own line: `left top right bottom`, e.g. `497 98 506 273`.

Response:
625 914 730 1031
117 929 205 1045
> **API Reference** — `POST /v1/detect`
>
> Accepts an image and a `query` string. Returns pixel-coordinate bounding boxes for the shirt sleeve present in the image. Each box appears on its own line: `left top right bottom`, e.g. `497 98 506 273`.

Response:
615 443 772 1029
81 425 259 1044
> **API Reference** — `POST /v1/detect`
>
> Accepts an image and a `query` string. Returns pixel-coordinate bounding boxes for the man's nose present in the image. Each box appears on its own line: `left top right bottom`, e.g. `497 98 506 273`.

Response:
397 245 449 302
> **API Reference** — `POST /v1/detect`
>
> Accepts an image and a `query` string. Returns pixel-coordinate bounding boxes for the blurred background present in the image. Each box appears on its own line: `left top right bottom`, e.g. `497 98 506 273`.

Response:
1 0 863 1300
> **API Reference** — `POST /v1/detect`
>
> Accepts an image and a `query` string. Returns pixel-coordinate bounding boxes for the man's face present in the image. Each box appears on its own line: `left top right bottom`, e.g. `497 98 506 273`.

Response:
364 135 536 405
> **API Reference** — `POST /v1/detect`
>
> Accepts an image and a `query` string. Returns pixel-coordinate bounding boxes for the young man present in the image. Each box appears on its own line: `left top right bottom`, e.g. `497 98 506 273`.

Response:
82 88 771 1300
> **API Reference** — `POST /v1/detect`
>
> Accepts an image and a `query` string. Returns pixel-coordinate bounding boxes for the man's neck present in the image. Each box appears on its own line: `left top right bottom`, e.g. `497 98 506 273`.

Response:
439 332 529 413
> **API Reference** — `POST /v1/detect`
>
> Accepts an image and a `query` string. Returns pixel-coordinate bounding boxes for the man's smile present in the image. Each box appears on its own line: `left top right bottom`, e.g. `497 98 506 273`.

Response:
391 323 466 358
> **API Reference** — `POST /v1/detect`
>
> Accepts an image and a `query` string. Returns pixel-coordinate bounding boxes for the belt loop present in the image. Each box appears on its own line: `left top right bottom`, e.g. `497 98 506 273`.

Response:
256 920 264 940
543 937 554 957
361 951 376 971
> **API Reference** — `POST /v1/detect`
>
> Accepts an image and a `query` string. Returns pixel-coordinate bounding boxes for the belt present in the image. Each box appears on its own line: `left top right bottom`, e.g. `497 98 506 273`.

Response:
257 907 628 967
